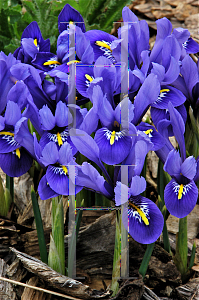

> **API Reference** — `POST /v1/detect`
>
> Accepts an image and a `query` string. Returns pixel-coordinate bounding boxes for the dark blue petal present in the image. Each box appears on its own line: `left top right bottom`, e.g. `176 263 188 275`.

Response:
164 179 198 218
0 148 33 177
182 37 199 54
94 128 132 165
38 174 58 200
58 4 86 34
122 195 164 244
152 86 186 109
0 132 19 153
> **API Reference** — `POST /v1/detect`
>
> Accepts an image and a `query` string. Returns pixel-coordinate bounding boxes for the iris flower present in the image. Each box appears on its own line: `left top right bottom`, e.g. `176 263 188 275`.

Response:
114 176 164 244
0 101 33 177
14 21 50 64
163 103 198 218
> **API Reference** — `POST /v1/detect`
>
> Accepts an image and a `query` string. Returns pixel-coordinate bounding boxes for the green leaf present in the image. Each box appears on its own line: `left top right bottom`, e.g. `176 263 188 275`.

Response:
68 208 83 277
51 197 65 275
31 186 48 264
139 243 155 278
48 234 63 274
111 211 121 296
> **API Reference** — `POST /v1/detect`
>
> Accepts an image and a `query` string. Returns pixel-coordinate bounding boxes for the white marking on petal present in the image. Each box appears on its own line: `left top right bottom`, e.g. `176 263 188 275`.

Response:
172 181 193 199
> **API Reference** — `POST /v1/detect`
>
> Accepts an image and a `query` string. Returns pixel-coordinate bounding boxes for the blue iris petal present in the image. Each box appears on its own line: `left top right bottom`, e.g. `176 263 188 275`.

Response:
164 179 198 218
94 127 132 165
122 195 164 244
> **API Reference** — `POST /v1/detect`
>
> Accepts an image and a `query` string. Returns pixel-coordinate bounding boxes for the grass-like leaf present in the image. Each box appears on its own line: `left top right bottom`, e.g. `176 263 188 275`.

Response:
31 186 48 264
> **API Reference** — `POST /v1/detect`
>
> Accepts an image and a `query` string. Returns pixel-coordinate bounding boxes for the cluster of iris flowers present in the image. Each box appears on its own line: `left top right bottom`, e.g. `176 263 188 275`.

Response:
0 4 199 245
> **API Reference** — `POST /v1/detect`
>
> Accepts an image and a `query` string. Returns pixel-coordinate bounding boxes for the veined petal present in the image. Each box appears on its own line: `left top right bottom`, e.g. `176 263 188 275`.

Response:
164 179 198 218
122 195 164 244
164 149 182 177
40 142 59 167
39 105 55 130
0 131 19 153
0 148 33 177
94 128 132 165
5 101 21 126
181 156 196 180
55 101 73 128
130 176 146 196
152 86 186 109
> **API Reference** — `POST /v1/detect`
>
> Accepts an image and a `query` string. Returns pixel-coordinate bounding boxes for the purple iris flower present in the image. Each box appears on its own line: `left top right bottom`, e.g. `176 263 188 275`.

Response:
38 101 85 155
114 176 164 244
35 141 83 200
77 56 122 107
10 63 54 110
14 21 50 65
91 86 135 165
58 4 86 34
85 29 119 63
172 28 199 55
164 150 198 218
32 24 94 72
163 103 198 218
0 101 33 177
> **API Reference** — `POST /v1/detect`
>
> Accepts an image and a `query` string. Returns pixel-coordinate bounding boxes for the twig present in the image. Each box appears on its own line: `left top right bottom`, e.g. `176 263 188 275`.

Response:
0 276 82 300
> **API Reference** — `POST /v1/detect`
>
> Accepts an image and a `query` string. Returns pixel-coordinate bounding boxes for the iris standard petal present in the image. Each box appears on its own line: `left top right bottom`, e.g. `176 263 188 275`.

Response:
132 73 160 125
94 128 132 165
181 156 196 180
122 195 164 244
40 142 59 167
164 179 198 218
130 176 146 196
5 101 21 126
39 105 55 130
0 148 33 177
164 149 181 178
168 102 186 161
38 174 58 200
114 182 129 206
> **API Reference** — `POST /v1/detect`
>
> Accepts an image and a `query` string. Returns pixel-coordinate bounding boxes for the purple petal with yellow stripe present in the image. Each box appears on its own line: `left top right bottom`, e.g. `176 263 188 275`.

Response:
164 179 198 218
0 148 33 177
94 127 132 165
122 195 164 244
